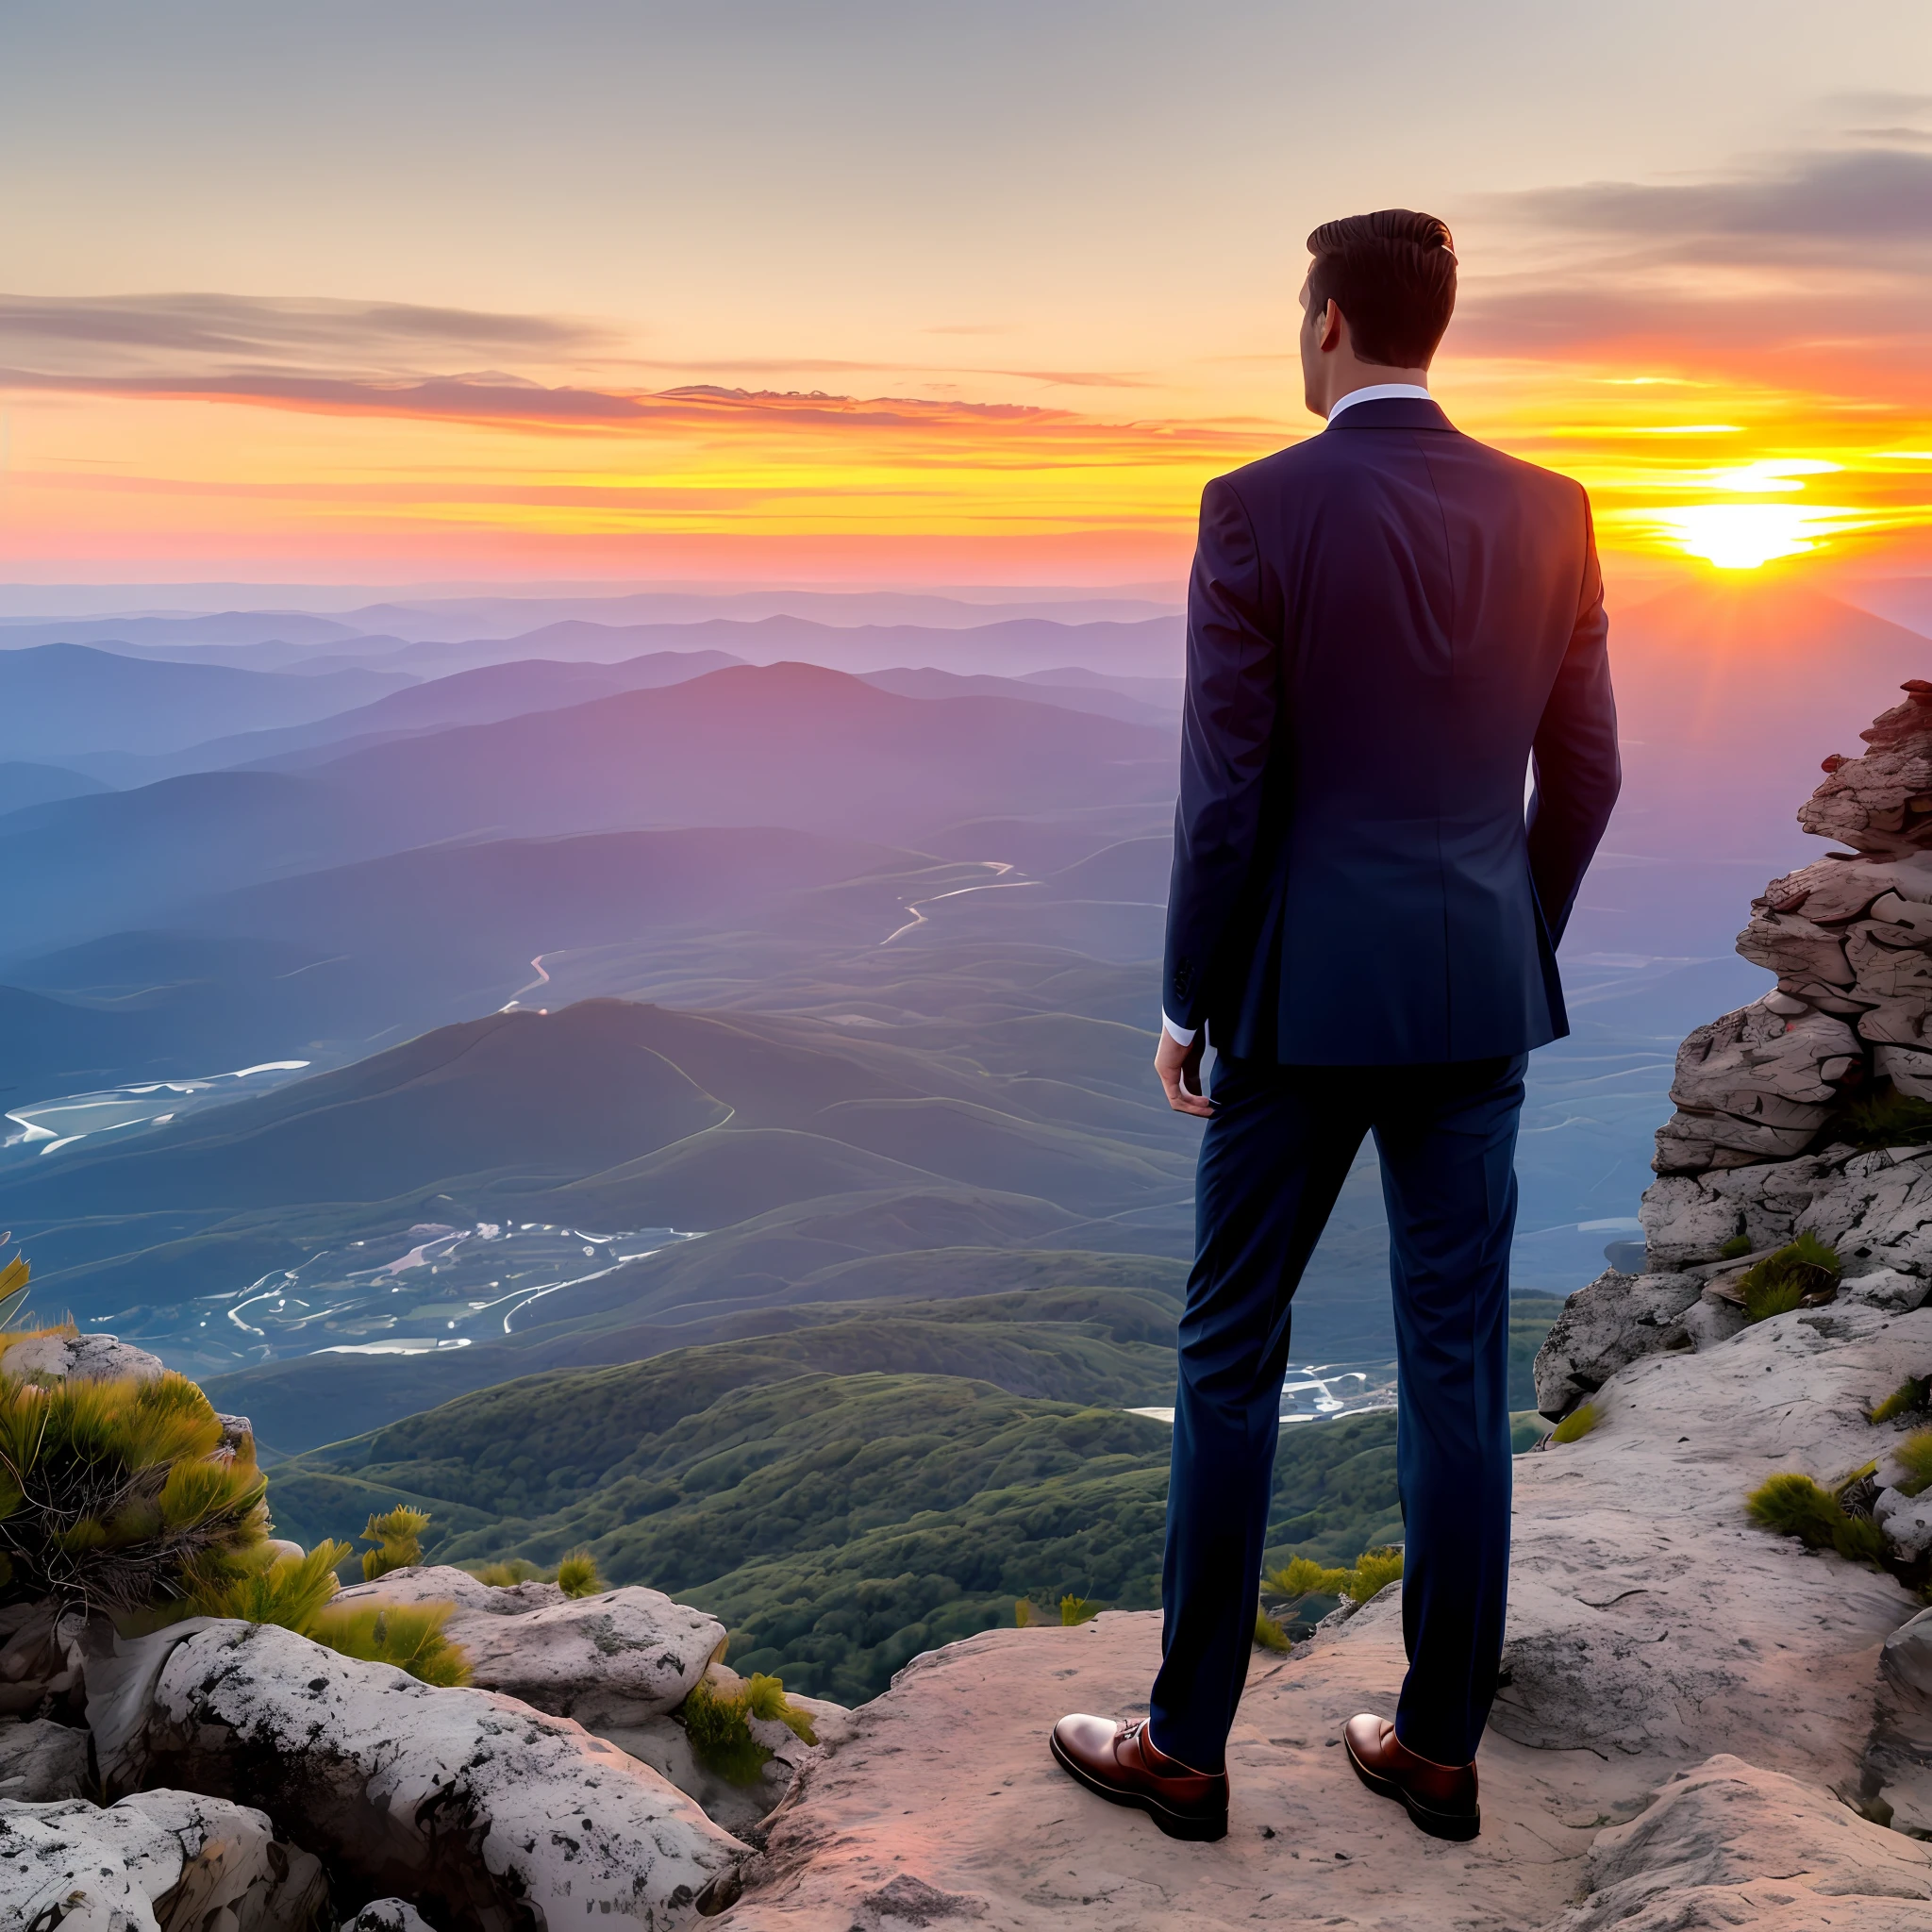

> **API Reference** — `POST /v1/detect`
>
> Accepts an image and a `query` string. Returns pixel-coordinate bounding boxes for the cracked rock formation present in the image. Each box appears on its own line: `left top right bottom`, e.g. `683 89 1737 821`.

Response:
1657 686 1932 1174
0 1788 327 1931
336 1562 844 1832
87 1616 747 1927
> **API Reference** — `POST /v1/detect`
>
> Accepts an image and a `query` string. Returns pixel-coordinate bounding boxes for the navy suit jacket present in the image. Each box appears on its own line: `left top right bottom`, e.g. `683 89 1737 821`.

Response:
1162 396 1620 1066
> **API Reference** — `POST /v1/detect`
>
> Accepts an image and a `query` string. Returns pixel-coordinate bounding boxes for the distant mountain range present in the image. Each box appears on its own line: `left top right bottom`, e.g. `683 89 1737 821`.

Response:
0 642 416 762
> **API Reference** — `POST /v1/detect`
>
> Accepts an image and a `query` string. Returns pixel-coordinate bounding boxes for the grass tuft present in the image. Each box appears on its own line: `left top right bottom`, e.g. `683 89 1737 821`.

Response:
1346 1546 1405 1604
1830 1082 1932 1151
1013 1597 1034 1627
359 1505 429 1582
1873 1377 1932 1425
307 1600 471 1686
1738 1233 1840 1324
1746 1471 1888 1568
1720 1234 1754 1260
555 1547 603 1598
1253 1610 1290 1653
1550 1403 1602 1445
1896 1430 1932 1499
1059 1594 1098 1626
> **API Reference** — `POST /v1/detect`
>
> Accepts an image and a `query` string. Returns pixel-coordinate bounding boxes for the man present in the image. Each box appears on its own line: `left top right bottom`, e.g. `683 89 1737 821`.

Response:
1049 209 1619 1845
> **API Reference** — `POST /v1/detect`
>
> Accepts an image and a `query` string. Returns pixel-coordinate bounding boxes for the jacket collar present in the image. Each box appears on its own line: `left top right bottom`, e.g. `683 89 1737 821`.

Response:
1323 396 1455 433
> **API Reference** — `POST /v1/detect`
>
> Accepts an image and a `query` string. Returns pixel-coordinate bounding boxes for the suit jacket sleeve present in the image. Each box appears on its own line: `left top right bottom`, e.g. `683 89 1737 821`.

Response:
1525 491 1620 947
1162 476 1279 1034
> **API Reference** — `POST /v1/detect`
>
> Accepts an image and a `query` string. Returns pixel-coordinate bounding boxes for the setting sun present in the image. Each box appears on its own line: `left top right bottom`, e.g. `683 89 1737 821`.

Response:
1652 502 1847 571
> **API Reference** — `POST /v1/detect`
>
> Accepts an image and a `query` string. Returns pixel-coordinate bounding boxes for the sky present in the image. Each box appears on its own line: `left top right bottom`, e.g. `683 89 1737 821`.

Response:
1 1 1929 591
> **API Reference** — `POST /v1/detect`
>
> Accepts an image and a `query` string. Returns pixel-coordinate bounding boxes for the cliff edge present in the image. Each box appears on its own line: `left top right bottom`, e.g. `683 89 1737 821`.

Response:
724 690 1932 1932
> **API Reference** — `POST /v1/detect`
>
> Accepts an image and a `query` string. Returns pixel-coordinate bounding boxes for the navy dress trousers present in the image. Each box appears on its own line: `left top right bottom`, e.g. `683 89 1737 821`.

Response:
1150 395 1620 1773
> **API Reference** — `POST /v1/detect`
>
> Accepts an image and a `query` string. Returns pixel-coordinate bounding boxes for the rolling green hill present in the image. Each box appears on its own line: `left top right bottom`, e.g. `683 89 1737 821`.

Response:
267 1283 1560 1702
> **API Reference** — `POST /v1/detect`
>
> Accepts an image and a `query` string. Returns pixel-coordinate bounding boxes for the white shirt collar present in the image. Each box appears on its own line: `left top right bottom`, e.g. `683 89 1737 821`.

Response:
1325 382 1433 425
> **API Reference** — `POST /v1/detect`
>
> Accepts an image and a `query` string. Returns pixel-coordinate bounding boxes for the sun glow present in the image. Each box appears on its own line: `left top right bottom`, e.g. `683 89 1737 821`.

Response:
1649 502 1850 571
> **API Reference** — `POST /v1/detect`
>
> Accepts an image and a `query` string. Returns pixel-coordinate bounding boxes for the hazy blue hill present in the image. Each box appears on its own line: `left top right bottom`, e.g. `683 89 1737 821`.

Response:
858 665 1175 728
0 831 924 1093
541 1125 942 1228
92 647 746 784
0 611 375 653
1047 836 1172 904
811 1095 1190 1210
303 661 1174 846
0 770 391 951
0 641 412 761
1612 582 1931 864
0 761 111 813
0 1004 727 1217
191 828 913 1005
379 612 1184 680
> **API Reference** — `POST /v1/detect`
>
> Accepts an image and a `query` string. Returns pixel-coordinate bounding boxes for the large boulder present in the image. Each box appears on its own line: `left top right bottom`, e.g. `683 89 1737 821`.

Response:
1531 1269 1703 1420
339 1564 726 1725
88 1617 747 1926
1545 1754 1932 1930
0 1329 165 1384
0 1788 327 1931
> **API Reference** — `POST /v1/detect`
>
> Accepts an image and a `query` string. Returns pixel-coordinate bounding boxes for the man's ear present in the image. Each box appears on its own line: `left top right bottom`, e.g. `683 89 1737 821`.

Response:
1320 300 1345 355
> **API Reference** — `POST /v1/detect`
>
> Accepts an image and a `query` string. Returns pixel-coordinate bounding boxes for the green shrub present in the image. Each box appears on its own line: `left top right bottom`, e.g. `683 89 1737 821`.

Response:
1264 1556 1351 1600
1831 1083 1932 1151
1719 1234 1754 1260
1550 1403 1601 1445
1738 1234 1840 1324
556 1547 603 1598
744 1670 817 1744
0 1367 269 1613
682 1677 768 1785
359 1505 430 1581
1253 1610 1290 1653
1896 1430 1932 1498
307 1601 471 1686
1872 1377 1932 1425
1059 1594 1098 1626
1347 1546 1405 1603
187 1540 352 1629
1013 1597 1035 1627
1746 1472 1886 1567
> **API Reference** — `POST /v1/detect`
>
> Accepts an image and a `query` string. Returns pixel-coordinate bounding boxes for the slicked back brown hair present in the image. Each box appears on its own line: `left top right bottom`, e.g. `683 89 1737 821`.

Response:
1306 209 1457 368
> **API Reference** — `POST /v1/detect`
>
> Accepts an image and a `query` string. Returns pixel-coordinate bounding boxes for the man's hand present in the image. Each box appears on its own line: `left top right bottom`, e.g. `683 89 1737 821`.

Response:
1156 1027 1213 1119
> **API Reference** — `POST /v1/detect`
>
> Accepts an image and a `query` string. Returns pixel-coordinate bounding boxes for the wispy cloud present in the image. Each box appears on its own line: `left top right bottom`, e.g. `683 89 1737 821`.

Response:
0 291 609 380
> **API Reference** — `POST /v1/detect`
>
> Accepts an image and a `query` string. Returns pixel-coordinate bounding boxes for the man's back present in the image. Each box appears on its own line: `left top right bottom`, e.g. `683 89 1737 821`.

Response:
1162 394 1619 1066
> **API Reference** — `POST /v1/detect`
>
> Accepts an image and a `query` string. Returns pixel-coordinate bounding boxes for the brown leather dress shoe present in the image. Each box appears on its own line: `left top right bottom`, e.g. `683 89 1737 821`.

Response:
1341 1713 1479 1840
1050 1713 1229 1841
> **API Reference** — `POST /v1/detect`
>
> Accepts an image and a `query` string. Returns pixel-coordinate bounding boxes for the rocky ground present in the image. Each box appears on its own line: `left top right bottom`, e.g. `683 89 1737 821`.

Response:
725 1298 1932 1930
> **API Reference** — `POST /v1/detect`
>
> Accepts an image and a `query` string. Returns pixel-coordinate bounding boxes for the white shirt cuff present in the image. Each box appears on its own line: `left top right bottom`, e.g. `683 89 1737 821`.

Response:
1161 1011 1198 1047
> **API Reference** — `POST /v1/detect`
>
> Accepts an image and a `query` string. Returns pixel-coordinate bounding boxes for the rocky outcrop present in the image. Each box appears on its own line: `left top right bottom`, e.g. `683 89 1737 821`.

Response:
0 1788 327 1931
1547 1755 1932 1930
88 1616 748 1926
337 1562 728 1724
339 1562 845 1833
1530 1267 1701 1417
1654 687 1932 1177
0 1328 166 1384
